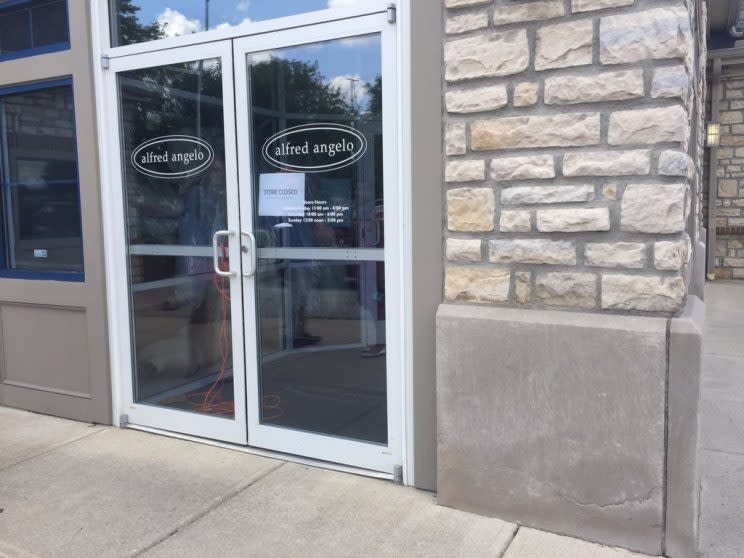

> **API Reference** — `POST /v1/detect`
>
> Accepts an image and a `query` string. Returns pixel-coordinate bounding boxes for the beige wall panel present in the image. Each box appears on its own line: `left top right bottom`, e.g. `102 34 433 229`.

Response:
0 305 91 398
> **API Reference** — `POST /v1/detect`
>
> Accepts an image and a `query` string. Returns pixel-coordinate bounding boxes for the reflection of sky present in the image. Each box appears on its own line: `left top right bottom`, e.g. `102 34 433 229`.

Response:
134 1 363 32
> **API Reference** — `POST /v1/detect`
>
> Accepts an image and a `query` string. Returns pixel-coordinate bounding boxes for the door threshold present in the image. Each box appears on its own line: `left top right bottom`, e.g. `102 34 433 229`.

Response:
123 423 396 482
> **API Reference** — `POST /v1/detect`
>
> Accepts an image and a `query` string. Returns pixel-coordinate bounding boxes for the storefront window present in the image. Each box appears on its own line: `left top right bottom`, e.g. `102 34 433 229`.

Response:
0 0 70 61
0 80 83 278
110 0 365 47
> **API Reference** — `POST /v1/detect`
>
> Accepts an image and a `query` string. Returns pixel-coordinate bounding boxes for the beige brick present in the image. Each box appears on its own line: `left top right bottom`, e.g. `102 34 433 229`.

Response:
563 150 651 176
603 184 618 200
654 240 689 271
608 106 688 145
493 0 564 26
621 184 686 233
446 238 482 262
544 70 644 105
445 160 485 182
513 82 539 107
445 30 530 81
602 274 685 312
536 272 597 308
471 113 600 150
445 0 490 7
536 208 611 232
446 9 489 34
572 0 634 13
489 239 576 265
445 267 511 303
585 242 647 269
490 155 555 181
448 188 495 231
536 20 593 71
651 65 690 100
502 185 594 205
600 7 691 65
500 210 532 232
515 272 531 305
446 85 508 114
445 123 466 156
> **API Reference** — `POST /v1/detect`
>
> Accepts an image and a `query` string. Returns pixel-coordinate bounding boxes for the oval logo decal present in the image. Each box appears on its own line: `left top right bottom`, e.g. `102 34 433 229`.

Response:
131 135 215 179
262 123 367 173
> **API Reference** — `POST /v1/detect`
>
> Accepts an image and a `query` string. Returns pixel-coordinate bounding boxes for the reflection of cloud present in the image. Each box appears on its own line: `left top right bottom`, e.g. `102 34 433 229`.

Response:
338 35 378 49
328 0 363 8
250 52 274 65
330 74 369 109
157 8 200 37
237 0 250 12
215 17 252 31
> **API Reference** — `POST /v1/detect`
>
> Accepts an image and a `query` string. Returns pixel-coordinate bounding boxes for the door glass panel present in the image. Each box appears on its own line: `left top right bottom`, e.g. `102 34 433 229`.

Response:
118 59 235 418
248 34 387 444
111 1 367 47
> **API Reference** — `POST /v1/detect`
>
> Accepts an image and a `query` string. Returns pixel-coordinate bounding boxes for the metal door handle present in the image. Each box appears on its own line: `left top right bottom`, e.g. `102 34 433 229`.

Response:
212 230 235 277
241 231 257 277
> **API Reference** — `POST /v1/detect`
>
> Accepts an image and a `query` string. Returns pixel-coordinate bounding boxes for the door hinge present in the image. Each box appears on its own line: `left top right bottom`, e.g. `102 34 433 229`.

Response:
387 3 396 24
101 55 110 70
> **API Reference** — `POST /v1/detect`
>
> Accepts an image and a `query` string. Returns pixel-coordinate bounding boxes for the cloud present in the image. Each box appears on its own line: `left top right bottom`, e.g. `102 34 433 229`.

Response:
215 17 252 31
157 8 200 37
329 74 369 109
327 0 364 8
237 0 250 12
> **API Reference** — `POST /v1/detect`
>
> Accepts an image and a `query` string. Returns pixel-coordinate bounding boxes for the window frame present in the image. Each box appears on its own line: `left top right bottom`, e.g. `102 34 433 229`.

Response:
0 77 85 282
0 0 71 63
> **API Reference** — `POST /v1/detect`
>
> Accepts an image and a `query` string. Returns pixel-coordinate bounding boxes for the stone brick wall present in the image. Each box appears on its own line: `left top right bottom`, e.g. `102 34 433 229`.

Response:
443 0 699 315
711 69 744 280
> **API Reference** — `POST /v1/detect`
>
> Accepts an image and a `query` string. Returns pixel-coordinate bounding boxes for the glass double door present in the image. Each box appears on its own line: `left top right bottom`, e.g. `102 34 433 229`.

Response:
111 14 399 473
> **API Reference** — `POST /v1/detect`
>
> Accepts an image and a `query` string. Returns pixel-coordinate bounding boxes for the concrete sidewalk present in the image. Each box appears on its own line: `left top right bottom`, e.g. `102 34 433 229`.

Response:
697 282 744 558
0 406 656 558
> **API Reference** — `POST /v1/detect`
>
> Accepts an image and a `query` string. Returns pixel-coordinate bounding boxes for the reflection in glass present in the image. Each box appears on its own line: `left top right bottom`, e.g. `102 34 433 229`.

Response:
118 59 235 418
111 0 366 47
0 0 69 56
249 35 387 444
0 84 83 273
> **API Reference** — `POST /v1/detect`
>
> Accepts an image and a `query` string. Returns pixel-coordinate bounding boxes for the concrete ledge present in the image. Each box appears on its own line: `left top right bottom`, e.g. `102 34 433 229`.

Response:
667 295 704 558
436 304 669 555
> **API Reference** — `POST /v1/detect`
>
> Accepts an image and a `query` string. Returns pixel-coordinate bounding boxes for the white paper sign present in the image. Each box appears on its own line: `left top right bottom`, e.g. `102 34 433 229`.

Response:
258 173 306 217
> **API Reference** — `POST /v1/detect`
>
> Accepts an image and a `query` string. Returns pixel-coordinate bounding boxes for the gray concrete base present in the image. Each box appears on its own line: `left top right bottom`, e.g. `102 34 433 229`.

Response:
436 300 704 557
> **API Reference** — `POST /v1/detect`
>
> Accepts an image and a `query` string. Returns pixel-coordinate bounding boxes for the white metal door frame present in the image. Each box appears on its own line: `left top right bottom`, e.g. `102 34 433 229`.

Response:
102 41 248 444
233 13 403 475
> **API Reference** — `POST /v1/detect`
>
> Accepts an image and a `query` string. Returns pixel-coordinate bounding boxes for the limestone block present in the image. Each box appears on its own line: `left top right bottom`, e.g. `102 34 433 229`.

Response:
448 188 495 232
658 150 694 178
654 240 689 271
603 184 618 200
502 185 594 205
471 113 600 150
571 0 634 13
491 155 555 180
445 0 490 7
621 184 686 233
493 0 564 26
544 70 644 105
489 239 576 265
513 82 539 107
445 267 511 303
445 160 485 182
446 85 508 113
445 123 466 156
651 65 690 100
719 179 738 198
720 111 742 124
446 238 482 262
600 8 692 65
602 274 685 312
445 30 530 81
536 208 611 232
446 10 489 34
500 210 532 232
536 272 597 308
585 242 647 269
536 20 593 71
563 150 650 176
515 272 531 304
608 106 688 146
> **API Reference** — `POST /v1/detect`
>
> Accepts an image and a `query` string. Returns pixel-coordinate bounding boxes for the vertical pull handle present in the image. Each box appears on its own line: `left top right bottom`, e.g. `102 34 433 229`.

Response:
241 231 257 277
212 230 235 277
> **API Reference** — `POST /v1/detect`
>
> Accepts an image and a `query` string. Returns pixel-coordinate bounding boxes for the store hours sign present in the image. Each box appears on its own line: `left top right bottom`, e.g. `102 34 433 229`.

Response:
131 135 214 179
262 123 367 173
